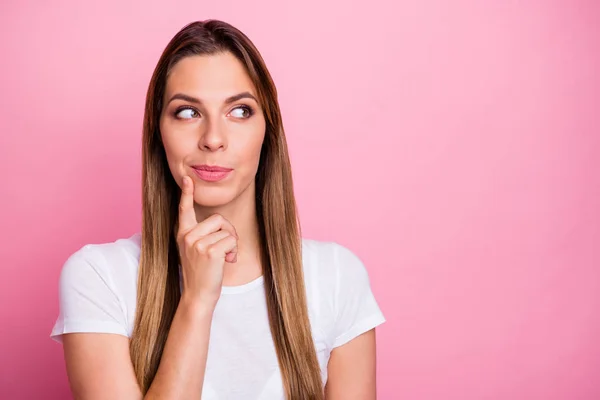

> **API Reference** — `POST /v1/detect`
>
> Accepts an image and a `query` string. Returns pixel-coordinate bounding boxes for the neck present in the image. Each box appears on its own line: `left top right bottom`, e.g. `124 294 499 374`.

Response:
193 184 263 287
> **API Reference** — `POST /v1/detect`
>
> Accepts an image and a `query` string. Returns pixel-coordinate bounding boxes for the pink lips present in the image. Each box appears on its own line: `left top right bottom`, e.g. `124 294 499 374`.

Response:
191 165 233 182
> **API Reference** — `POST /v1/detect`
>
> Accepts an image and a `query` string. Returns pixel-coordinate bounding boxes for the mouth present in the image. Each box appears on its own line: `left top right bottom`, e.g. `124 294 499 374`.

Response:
191 165 233 182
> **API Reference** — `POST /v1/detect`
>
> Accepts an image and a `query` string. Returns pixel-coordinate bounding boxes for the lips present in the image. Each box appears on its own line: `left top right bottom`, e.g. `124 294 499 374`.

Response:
191 165 233 172
191 165 233 182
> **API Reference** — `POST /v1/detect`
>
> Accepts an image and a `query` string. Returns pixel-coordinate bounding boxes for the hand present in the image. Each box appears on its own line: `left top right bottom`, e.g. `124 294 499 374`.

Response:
176 175 239 307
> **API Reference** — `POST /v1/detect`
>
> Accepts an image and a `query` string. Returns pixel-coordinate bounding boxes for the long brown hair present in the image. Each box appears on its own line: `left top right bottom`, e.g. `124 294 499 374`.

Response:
130 20 323 399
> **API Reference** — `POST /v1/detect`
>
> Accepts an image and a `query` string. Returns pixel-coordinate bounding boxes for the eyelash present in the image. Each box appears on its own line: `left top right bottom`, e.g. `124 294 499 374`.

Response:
174 105 255 120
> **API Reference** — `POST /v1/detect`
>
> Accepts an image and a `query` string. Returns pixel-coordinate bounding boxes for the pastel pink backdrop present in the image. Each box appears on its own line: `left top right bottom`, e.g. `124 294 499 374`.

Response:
1 0 598 399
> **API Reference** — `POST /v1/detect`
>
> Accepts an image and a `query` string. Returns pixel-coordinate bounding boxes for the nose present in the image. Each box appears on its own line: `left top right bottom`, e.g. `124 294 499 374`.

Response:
198 118 227 152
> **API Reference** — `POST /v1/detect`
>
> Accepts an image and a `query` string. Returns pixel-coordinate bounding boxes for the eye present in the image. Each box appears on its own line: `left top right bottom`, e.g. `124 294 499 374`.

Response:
175 107 199 119
230 105 254 119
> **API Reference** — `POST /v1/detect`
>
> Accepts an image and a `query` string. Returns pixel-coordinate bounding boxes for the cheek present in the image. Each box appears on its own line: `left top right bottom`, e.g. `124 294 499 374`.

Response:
161 138 180 171
160 126 193 177
236 131 265 170
231 120 265 166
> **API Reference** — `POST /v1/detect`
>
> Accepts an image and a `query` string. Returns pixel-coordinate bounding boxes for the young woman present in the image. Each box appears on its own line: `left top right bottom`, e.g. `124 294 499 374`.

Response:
50 19 385 400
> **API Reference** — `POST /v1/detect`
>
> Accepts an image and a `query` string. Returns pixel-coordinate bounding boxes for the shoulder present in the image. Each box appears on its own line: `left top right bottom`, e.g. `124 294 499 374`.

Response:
301 238 369 285
81 232 142 263
52 232 142 340
301 238 374 305
301 238 385 349
60 232 141 284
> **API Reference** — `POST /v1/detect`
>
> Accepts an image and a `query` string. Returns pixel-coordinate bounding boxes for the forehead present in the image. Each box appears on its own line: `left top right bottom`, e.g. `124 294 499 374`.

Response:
164 52 257 101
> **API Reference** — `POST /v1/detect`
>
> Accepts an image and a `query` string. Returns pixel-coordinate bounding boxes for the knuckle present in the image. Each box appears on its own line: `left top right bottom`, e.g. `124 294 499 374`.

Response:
206 245 220 258
194 240 206 254
184 234 195 248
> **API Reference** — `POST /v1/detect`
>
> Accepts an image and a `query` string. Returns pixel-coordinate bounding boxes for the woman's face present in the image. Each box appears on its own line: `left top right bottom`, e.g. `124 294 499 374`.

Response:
160 52 266 208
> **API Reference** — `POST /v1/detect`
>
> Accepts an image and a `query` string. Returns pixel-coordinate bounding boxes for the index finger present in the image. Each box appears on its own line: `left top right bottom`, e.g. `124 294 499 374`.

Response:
178 175 198 234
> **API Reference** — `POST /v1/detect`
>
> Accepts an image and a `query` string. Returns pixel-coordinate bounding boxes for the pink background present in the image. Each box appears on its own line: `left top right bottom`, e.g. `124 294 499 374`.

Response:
1 0 599 399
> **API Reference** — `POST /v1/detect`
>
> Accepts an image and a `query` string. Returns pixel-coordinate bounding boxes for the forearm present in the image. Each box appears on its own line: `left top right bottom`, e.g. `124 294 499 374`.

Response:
145 297 214 399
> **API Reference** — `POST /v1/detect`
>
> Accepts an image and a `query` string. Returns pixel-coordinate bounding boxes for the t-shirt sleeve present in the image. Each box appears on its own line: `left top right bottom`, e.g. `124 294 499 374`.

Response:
331 243 386 348
50 246 129 343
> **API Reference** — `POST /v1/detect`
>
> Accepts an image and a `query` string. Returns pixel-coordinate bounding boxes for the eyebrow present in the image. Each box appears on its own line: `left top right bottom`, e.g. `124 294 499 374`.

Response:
166 91 259 106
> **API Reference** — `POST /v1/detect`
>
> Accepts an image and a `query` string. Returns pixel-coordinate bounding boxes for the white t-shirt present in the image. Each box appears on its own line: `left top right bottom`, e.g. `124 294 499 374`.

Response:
50 233 386 399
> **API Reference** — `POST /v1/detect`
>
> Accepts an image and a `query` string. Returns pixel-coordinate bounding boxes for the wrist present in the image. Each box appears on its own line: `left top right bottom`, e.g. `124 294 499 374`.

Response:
179 294 217 317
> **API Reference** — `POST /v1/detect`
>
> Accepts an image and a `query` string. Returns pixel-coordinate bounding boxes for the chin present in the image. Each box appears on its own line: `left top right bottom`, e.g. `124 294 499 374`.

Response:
193 187 239 208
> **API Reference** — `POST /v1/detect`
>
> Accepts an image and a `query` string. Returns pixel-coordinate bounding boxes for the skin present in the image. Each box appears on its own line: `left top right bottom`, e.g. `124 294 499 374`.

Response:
61 51 378 399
